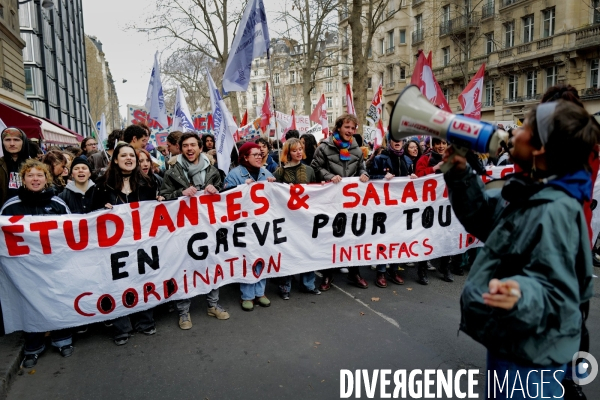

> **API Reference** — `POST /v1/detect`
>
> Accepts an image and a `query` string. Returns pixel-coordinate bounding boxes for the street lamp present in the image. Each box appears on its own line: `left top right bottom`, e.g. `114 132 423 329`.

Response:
18 0 54 9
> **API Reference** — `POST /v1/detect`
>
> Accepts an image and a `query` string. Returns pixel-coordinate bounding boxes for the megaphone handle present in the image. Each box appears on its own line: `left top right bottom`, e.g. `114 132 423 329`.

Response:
439 144 469 174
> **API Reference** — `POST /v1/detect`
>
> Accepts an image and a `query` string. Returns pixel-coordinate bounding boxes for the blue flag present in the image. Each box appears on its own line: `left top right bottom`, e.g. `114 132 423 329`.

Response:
222 0 270 92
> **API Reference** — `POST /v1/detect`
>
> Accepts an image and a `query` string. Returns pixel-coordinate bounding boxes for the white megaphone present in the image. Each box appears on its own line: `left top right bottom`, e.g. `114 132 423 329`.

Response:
388 85 508 172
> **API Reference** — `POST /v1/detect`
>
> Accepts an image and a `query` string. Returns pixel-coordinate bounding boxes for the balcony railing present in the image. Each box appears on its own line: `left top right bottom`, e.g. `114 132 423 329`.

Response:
537 37 553 49
386 82 395 89
482 100 494 108
576 24 600 42
503 93 541 104
517 43 531 54
386 47 395 55
498 48 514 59
482 1 495 19
439 12 480 36
471 55 489 66
581 86 600 98
412 28 424 44
1 77 13 92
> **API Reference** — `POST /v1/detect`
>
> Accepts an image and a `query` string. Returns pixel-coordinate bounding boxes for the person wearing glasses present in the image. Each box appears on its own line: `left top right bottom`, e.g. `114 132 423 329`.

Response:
0 127 30 208
80 137 98 159
224 142 276 311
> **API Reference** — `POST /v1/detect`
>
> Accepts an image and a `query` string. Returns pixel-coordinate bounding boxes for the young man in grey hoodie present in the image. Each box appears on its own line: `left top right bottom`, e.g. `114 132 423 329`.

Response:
159 132 229 329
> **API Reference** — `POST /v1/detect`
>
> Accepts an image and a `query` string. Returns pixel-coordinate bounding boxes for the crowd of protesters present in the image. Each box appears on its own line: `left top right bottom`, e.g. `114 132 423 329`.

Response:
1 84 599 400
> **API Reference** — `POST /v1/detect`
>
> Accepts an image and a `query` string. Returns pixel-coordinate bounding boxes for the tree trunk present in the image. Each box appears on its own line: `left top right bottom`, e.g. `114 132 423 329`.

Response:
302 68 313 116
349 0 366 135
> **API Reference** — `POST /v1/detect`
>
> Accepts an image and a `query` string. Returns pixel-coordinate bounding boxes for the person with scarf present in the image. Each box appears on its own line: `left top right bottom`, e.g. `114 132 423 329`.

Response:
443 100 597 399
224 142 276 311
160 133 229 328
414 137 455 284
255 137 278 173
311 113 370 291
368 135 423 287
273 138 320 299
1 159 74 368
0 127 30 208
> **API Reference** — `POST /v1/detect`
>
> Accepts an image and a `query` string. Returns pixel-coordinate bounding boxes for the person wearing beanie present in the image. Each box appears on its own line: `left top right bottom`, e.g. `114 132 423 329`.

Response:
1 127 30 208
224 141 276 312
58 157 101 214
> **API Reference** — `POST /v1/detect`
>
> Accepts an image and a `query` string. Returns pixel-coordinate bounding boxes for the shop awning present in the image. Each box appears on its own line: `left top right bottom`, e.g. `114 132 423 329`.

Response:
0 101 81 145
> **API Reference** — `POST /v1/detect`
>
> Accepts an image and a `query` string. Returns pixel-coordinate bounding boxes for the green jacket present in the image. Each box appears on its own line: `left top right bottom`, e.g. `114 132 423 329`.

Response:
159 155 222 200
445 168 593 366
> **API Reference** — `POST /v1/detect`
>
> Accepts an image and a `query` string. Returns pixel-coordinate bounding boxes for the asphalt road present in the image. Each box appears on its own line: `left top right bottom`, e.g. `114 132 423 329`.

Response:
7 265 600 400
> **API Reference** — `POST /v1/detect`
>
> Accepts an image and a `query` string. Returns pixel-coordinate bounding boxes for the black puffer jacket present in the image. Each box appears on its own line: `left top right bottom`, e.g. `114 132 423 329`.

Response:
58 180 102 214
0 186 70 216
93 180 157 207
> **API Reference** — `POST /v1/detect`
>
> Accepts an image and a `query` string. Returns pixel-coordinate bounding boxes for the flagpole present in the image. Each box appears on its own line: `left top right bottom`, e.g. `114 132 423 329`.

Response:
266 49 282 168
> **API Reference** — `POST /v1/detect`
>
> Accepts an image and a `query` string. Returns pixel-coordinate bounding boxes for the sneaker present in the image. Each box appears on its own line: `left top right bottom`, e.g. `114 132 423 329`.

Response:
255 295 271 307
75 325 88 334
302 287 321 295
340 267 349 273
593 252 600 267
427 260 436 271
21 354 38 369
241 299 254 311
142 327 156 336
103 321 113 327
179 313 192 330
280 292 290 300
207 305 230 320
114 337 128 346
59 345 74 358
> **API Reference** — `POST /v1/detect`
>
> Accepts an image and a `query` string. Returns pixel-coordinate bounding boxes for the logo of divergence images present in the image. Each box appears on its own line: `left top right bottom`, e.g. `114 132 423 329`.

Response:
572 352 598 386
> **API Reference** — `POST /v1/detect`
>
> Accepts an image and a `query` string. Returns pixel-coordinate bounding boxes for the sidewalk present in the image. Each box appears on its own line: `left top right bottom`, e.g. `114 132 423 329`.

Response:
0 333 22 400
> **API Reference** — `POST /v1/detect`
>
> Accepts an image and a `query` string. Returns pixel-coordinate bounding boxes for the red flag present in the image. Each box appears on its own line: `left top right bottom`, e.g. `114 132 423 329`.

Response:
366 81 383 125
411 50 451 111
310 94 328 137
458 63 485 120
240 109 248 126
290 109 297 130
346 83 356 115
260 83 271 132
374 119 385 150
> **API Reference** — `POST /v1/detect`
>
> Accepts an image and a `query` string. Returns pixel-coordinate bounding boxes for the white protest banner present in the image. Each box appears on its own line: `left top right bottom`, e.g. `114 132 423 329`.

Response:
304 124 324 142
363 126 377 143
276 111 311 135
0 165 548 334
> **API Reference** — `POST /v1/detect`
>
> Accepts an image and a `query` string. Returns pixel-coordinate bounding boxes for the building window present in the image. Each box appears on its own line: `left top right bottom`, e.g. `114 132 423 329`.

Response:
327 113 333 124
291 86 297 96
387 65 394 84
546 66 557 89
485 32 495 54
442 5 450 23
442 87 449 102
325 66 332 77
326 96 333 108
387 30 394 52
523 15 534 43
262 81 266 91
504 21 514 48
326 81 332 92
367 78 372 89
416 14 422 31
254 69 258 76
379 38 385 54
594 0 600 24
252 82 256 92
24 67 34 95
274 87 281 96
508 75 518 101
253 93 257 105
274 73 280 84
484 80 493 107
442 47 450 66
399 29 406 44
400 67 406 80
543 8 555 38
591 59 599 88
290 71 295 83
367 47 372 58
526 71 537 98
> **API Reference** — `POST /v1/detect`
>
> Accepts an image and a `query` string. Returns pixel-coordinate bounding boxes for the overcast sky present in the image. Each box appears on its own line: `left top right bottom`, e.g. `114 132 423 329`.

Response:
82 0 287 119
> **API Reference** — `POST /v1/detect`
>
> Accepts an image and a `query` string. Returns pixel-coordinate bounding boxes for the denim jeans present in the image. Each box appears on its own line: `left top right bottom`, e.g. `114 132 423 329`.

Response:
240 261 266 300
376 263 403 273
113 308 155 340
176 289 220 315
486 351 566 400
24 329 72 355
279 272 317 293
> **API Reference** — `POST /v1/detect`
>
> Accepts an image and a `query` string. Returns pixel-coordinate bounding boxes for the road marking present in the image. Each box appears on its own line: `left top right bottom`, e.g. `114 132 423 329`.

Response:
331 283 401 330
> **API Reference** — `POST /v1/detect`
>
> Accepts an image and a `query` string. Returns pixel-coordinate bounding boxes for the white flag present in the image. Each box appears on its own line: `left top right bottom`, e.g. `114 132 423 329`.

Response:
206 69 237 174
98 113 107 152
222 0 270 92
172 86 195 133
145 52 169 129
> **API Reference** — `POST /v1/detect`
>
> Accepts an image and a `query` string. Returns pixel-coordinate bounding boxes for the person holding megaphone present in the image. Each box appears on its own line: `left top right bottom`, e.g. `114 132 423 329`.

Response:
440 100 597 398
